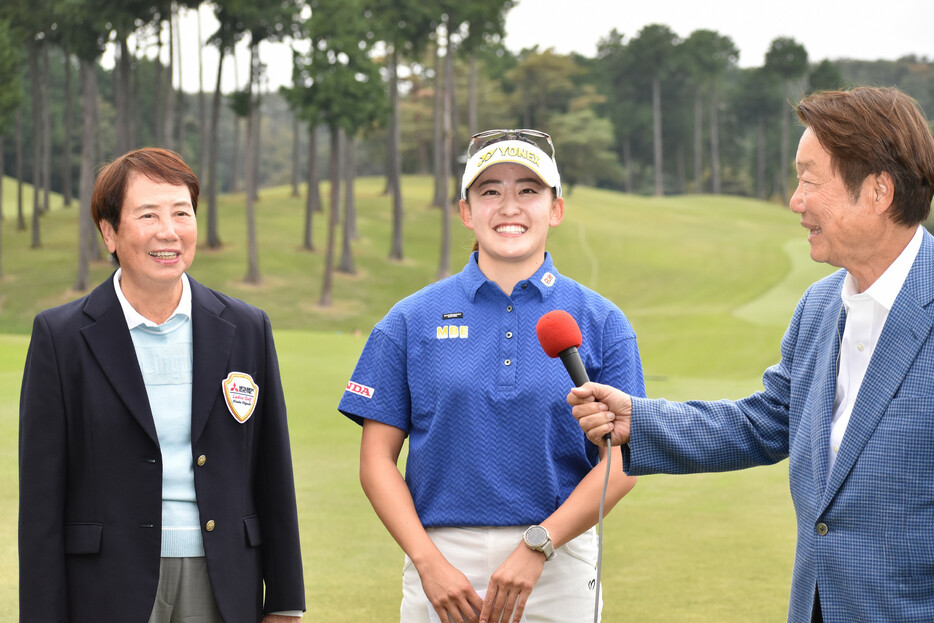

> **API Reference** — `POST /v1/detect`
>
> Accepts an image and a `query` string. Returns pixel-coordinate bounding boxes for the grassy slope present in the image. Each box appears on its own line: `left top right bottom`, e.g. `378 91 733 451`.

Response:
0 175 836 621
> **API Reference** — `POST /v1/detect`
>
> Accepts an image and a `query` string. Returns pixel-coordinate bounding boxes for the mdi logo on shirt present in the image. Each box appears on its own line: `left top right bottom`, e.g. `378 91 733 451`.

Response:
436 325 469 339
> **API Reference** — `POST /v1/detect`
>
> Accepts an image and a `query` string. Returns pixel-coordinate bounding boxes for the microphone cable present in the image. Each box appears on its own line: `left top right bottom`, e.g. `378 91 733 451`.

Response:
594 434 611 623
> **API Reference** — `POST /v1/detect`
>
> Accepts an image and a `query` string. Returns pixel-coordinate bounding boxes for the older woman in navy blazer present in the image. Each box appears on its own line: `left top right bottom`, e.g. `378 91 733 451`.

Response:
19 148 305 622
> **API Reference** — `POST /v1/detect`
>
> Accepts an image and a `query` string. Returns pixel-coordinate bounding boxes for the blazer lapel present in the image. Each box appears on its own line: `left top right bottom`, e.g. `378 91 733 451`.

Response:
189 278 235 444
80 276 159 445
824 231 934 501
810 297 844 497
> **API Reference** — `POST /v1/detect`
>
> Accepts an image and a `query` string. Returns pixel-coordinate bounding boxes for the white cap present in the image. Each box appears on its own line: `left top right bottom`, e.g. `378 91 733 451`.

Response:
460 139 562 199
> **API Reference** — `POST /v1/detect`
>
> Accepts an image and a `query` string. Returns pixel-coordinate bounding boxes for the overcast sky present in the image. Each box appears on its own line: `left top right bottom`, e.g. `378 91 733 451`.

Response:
503 0 934 67
152 0 934 93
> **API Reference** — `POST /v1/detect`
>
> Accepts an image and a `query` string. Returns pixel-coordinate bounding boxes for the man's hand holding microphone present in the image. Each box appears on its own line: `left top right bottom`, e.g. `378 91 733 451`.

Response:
567 383 634 447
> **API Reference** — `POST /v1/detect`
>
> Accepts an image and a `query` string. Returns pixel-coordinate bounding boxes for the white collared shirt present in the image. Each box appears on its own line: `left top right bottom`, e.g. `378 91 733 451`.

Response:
829 225 924 474
112 268 192 329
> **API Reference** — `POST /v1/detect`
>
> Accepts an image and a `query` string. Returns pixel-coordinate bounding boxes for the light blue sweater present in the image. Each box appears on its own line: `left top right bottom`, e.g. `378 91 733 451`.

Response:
130 313 204 557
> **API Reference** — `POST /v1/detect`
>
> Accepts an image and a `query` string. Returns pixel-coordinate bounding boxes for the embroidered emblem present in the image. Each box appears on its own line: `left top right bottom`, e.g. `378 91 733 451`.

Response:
442 312 464 320
222 372 259 423
541 272 556 287
346 380 374 399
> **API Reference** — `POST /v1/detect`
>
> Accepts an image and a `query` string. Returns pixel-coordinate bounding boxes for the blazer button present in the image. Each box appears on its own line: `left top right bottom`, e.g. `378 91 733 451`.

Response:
816 522 829 536
205 520 216 532
197 455 207 466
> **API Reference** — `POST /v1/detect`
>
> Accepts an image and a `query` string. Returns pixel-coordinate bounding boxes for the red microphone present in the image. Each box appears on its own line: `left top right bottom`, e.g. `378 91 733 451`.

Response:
536 310 590 387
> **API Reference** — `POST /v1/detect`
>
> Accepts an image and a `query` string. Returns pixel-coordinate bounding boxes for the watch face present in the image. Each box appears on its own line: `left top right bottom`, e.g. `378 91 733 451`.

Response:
526 526 547 547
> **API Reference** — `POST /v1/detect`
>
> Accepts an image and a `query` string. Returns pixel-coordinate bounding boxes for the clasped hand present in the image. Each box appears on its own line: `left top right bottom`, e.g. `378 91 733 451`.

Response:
422 543 545 623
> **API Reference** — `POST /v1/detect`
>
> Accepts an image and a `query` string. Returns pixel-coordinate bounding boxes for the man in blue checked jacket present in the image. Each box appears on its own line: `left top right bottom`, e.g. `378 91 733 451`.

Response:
570 86 934 623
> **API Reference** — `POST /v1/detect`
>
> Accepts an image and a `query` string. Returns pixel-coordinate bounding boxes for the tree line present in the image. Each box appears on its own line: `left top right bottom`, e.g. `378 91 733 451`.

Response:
2 1 934 302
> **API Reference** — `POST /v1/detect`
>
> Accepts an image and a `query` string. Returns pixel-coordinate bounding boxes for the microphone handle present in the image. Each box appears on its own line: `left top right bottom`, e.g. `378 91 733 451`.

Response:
559 346 610 441
558 346 590 387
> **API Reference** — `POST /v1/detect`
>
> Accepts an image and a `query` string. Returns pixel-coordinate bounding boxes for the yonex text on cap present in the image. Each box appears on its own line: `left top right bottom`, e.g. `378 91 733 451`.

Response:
461 138 562 199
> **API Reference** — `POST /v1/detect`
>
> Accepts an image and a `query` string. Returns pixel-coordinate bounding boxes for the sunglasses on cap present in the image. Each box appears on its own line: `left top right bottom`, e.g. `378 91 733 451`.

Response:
466 129 556 161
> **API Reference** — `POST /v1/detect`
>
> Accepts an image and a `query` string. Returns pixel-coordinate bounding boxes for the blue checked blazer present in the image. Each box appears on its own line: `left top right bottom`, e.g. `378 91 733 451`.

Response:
625 228 934 622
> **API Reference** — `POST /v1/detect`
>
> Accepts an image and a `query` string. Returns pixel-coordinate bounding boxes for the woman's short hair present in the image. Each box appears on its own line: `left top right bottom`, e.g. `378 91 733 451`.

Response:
91 147 199 233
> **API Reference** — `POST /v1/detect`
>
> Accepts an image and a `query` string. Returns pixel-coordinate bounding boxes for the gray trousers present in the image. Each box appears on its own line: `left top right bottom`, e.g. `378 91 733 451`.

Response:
148 557 223 623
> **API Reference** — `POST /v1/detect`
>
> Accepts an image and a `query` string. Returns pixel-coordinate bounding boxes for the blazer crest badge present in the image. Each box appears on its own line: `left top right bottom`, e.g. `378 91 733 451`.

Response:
222 371 259 423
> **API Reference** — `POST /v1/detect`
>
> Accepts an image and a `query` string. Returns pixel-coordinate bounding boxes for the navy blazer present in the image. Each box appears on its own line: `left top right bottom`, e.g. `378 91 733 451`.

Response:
19 275 305 622
625 229 934 622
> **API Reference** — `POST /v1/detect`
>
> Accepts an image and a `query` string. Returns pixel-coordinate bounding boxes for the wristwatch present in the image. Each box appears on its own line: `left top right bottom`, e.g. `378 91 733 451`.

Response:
523 525 556 561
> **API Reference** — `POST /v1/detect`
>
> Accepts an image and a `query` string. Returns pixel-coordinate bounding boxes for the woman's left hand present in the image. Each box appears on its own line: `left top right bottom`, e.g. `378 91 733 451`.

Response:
478 543 546 623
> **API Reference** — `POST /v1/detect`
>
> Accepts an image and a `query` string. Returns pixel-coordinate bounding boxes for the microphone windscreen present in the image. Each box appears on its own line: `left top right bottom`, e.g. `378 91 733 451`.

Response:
536 310 583 358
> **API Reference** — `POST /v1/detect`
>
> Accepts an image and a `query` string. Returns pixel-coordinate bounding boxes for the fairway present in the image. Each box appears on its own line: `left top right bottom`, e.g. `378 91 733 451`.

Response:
0 176 838 621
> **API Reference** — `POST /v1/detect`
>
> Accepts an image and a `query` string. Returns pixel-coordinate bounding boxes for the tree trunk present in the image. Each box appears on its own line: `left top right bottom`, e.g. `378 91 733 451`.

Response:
76 59 100 292
709 88 721 195
252 82 262 202
114 34 132 156
388 47 404 260
163 8 176 150
345 133 357 241
206 48 224 249
154 26 165 145
468 54 477 136
382 54 394 199
63 47 74 206
676 144 685 194
319 126 341 307
243 42 260 285
338 132 356 274
231 116 241 192
197 5 206 179
291 113 300 197
417 125 428 175
303 122 319 251
174 6 184 154
432 38 444 207
230 46 241 193
15 104 24 230
129 36 140 147
652 77 663 197
28 36 42 247
757 117 766 200
779 98 790 204
41 42 51 214
437 42 453 281
448 34 459 205
622 135 633 194
693 88 702 192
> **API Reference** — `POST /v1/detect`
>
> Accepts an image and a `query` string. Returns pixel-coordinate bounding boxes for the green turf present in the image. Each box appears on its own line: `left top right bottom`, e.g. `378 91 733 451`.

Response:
1 175 67 220
0 176 837 621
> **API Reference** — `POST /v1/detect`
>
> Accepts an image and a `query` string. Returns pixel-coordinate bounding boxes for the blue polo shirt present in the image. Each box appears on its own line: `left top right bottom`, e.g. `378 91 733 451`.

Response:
339 252 645 527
